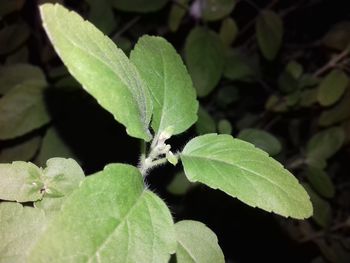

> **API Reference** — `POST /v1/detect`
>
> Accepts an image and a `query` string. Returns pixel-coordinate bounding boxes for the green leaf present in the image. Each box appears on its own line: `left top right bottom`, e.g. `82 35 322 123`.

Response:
0 83 50 140
0 0 25 16
36 126 77 167
286 60 303 79
181 134 312 219
223 49 256 82
238 128 282 156
185 27 224 97
305 166 335 199
306 127 345 160
40 4 153 141
199 0 236 21
168 0 189 32
0 21 30 55
0 161 44 202
319 90 350 126
217 119 232 134
0 136 41 163
28 164 176 263
167 171 193 195
0 202 47 263
87 0 117 34
219 17 238 47
195 106 216 135
256 10 283 60
175 220 225 263
318 69 349 106
0 63 46 95
216 85 239 108
300 88 318 107
130 35 198 135
303 183 331 228
111 0 168 12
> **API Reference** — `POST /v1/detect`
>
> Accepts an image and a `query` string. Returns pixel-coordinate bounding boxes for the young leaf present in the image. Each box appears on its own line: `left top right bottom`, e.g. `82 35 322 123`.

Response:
305 166 335 199
0 136 41 163
317 69 348 106
219 17 238 47
0 63 46 95
185 27 224 97
175 220 225 263
0 83 50 140
199 0 236 21
306 127 345 161
0 202 47 263
195 106 216 135
181 134 313 219
319 90 350 126
217 119 232 134
111 0 168 12
0 161 44 202
28 164 176 263
238 128 282 156
130 35 198 135
40 4 153 141
256 10 283 60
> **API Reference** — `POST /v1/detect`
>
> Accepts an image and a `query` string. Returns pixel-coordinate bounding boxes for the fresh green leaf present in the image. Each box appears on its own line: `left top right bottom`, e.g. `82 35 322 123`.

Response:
185 27 224 97
238 128 282 156
0 0 25 17
0 22 30 55
199 0 236 21
223 49 256 82
317 69 348 106
40 4 153 141
36 126 77 167
217 119 232 134
219 17 238 47
0 83 50 140
167 171 193 195
306 166 335 199
130 35 198 135
0 161 44 202
87 0 117 34
0 136 41 163
168 0 189 32
0 64 46 95
175 220 225 263
319 90 350 126
111 0 168 13
306 127 345 160
195 106 216 135
181 134 312 219
0 202 47 263
29 164 176 263
303 183 331 228
256 10 283 60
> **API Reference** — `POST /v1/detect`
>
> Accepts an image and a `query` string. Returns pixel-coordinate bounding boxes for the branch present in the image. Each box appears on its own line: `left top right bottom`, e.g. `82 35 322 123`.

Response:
313 47 350 77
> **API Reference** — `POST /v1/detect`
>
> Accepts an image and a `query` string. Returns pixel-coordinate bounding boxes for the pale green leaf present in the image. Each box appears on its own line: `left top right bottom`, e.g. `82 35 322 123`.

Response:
36 126 77 167
40 4 153 141
256 10 283 60
219 17 238 47
111 0 168 12
0 0 25 16
195 106 216 135
238 128 282 156
0 83 50 140
0 63 46 95
185 27 224 97
0 21 30 55
168 0 189 32
217 119 232 134
175 220 225 263
0 161 44 202
303 183 331 228
305 166 335 199
0 202 47 263
199 0 236 21
318 69 348 106
181 134 313 219
306 127 345 160
319 90 350 126
130 35 198 135
167 171 193 195
0 136 41 163
87 0 116 34
28 164 176 263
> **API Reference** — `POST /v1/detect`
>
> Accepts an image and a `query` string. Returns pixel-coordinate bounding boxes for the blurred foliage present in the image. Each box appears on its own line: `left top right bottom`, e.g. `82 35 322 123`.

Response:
0 0 349 262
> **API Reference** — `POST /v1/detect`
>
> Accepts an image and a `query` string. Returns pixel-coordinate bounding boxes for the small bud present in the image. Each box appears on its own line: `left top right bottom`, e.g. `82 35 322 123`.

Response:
166 151 178 166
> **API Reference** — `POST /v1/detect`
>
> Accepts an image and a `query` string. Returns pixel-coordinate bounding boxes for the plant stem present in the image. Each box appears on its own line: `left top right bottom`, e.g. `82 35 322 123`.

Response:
313 47 350 77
